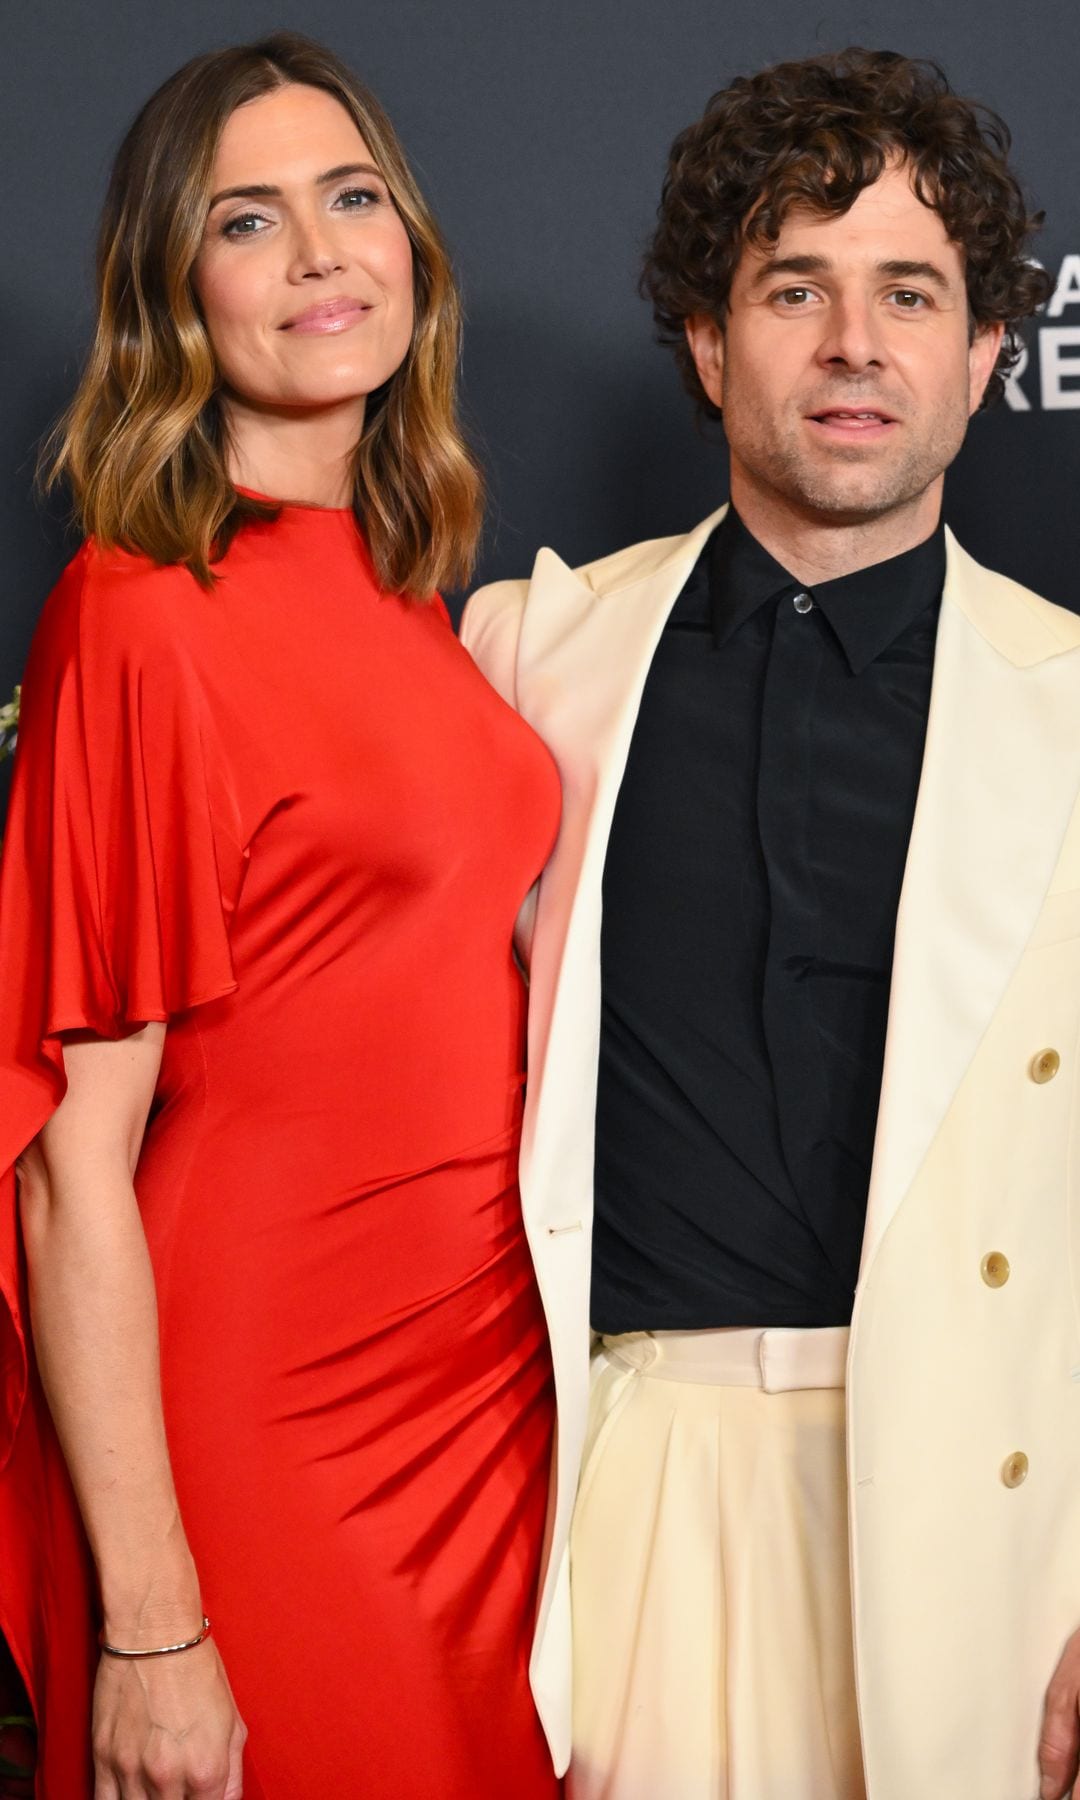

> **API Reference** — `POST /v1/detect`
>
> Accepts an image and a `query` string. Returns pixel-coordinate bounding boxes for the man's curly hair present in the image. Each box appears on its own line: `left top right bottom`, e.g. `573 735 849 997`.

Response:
643 48 1050 415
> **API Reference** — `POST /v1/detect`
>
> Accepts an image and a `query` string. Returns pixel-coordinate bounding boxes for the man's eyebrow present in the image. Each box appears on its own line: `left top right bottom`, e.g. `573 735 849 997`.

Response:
207 162 382 209
877 258 953 291
748 253 831 288
748 252 955 292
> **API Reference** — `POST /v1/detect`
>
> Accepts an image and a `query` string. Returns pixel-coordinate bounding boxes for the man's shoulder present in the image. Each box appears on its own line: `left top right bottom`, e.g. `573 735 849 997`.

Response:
458 575 531 699
989 571 1080 657
459 573 530 654
947 533 1080 665
462 512 724 654
570 523 712 596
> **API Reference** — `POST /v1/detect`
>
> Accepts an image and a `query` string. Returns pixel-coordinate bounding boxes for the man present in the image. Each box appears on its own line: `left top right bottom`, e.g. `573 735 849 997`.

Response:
462 48 1080 1800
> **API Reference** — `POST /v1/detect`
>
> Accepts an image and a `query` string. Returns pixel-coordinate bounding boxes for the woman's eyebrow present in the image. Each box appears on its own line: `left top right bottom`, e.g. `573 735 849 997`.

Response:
208 162 382 209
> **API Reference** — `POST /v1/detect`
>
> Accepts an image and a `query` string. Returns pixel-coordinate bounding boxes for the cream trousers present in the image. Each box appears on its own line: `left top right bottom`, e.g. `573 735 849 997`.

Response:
567 1327 867 1800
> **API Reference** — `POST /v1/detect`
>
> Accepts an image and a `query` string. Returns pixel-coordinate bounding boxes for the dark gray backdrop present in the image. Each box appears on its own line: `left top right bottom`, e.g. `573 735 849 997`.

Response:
4 0 1079 747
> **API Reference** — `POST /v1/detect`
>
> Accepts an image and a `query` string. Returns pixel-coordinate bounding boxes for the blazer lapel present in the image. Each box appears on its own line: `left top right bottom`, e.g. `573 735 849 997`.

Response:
860 532 1080 1277
516 510 726 1229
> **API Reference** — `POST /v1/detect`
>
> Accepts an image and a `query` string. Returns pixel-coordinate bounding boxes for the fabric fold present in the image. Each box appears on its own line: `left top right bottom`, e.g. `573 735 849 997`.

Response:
0 542 244 1791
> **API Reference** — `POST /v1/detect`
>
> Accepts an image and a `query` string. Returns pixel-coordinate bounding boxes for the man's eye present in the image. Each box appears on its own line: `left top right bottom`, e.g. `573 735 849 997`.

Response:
775 287 816 306
890 290 927 309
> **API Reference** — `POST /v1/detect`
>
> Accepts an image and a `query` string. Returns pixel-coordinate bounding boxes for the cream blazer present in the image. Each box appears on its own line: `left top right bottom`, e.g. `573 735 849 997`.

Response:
461 508 1080 1797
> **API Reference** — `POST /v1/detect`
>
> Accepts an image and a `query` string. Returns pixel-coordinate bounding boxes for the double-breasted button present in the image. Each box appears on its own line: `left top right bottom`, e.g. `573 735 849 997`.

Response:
1001 1451 1029 1489
1030 1048 1061 1084
980 1251 1010 1288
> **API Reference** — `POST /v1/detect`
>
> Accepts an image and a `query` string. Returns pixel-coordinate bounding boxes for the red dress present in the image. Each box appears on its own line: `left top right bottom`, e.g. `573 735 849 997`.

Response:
0 504 562 1799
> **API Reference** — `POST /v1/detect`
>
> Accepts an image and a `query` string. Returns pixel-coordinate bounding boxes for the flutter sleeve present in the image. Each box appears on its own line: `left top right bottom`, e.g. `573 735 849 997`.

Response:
0 543 243 1465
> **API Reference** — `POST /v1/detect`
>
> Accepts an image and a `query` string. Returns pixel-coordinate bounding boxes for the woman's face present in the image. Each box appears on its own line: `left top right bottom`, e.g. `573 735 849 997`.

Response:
193 83 415 416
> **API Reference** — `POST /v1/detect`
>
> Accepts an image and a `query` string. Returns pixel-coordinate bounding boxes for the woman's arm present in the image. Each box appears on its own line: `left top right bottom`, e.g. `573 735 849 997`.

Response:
17 1026 245 1800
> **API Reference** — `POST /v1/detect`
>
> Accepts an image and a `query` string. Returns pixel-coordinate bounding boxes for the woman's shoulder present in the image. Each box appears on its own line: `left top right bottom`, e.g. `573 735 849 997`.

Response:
67 537 203 614
36 539 209 670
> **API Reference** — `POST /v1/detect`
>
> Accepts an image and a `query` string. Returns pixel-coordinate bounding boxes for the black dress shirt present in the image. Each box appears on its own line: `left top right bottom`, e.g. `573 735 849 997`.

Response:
591 508 947 1331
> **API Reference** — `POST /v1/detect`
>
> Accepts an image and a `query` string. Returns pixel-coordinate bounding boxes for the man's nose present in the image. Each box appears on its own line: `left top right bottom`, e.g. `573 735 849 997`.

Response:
815 295 886 373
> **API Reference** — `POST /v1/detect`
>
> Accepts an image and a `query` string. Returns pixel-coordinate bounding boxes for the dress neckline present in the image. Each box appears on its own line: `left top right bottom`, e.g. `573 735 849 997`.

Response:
235 484 355 516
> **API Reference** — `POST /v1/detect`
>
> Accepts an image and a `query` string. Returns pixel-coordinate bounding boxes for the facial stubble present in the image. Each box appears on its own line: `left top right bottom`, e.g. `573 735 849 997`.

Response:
724 385 972 526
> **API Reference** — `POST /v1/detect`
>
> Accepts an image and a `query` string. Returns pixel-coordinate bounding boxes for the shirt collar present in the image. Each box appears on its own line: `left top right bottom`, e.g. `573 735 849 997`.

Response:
708 507 946 673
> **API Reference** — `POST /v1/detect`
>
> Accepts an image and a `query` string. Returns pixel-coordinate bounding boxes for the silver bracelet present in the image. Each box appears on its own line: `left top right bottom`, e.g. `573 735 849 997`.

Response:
99 1615 212 1659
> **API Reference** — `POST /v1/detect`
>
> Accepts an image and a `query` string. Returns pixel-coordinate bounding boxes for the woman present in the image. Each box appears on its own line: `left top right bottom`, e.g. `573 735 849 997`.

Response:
0 32 562 1800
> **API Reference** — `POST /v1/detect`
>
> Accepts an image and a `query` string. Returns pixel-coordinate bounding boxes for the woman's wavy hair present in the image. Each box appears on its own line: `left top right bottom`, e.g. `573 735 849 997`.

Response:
42 31 482 594
643 47 1051 417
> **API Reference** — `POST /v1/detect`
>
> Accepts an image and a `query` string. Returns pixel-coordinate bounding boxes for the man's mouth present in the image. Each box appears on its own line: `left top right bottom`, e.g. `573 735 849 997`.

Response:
807 407 898 432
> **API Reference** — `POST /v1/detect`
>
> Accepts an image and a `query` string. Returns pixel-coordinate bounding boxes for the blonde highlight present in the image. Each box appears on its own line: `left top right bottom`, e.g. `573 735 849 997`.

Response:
42 32 482 594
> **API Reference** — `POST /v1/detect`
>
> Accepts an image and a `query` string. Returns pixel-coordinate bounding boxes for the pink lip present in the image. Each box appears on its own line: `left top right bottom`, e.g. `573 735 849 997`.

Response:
282 297 372 335
807 409 898 442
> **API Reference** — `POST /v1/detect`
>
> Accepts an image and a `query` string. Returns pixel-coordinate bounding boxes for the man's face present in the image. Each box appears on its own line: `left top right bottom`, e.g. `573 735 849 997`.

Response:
684 162 1004 526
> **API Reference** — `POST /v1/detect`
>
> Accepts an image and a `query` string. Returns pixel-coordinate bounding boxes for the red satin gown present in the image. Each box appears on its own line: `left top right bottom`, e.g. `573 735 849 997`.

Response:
0 502 563 1799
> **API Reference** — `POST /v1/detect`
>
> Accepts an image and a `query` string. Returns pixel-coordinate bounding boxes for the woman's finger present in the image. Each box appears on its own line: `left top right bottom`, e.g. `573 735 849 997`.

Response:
223 1717 246 1800
93 1760 122 1800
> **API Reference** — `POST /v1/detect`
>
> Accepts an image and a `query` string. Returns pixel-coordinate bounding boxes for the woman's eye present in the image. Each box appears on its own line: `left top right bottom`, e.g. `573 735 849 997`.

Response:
221 212 270 239
335 186 380 210
217 186 382 239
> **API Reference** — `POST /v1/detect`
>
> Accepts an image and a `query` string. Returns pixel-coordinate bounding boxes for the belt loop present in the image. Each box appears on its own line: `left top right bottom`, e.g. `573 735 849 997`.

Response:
603 1332 659 1373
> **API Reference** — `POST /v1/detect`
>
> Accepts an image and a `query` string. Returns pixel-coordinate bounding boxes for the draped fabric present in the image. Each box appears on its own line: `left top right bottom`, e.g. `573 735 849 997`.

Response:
0 513 562 1797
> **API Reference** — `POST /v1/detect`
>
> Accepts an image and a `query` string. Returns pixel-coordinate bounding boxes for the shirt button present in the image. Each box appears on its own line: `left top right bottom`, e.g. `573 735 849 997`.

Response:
792 592 814 614
980 1251 1010 1288
1030 1048 1061 1084
1001 1451 1029 1489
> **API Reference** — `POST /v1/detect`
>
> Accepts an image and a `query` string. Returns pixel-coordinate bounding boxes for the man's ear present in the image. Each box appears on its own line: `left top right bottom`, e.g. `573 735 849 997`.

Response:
684 315 725 410
968 319 1005 415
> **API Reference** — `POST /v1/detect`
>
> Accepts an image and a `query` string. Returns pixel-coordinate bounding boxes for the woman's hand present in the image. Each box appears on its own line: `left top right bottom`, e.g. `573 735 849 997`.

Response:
92 1639 246 1800
17 1026 245 1796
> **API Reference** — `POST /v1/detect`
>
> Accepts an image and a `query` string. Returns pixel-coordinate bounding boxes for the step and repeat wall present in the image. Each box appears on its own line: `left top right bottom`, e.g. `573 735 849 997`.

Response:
3 0 1078 776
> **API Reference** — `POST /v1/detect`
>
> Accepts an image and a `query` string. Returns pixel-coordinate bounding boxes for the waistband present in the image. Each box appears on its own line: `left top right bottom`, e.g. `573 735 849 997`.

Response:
600 1326 849 1392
